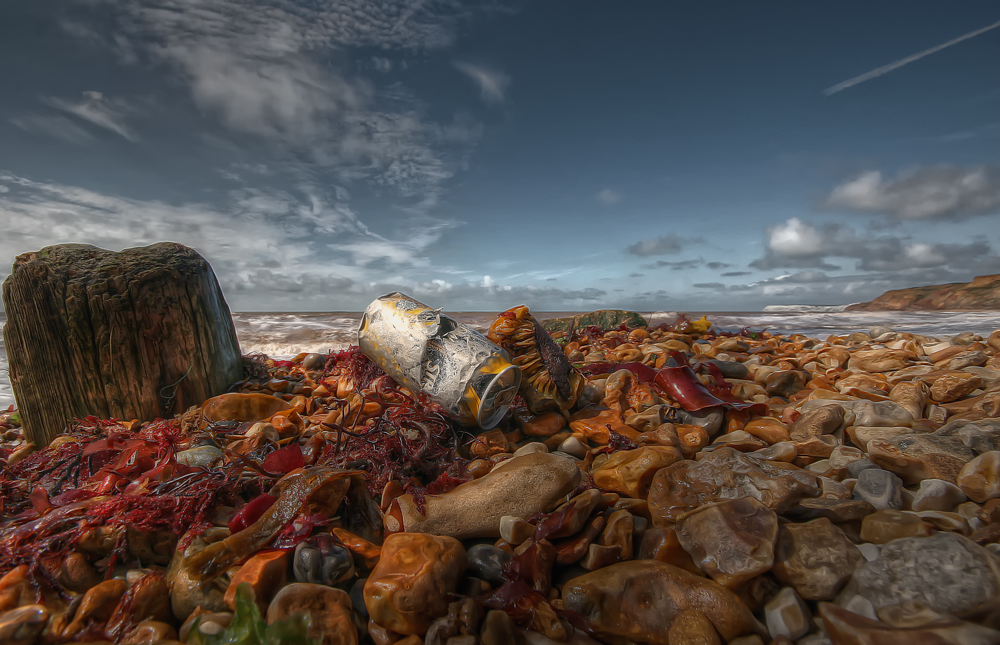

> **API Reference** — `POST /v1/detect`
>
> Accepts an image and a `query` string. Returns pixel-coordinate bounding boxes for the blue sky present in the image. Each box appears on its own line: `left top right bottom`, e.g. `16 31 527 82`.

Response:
1 1 999 312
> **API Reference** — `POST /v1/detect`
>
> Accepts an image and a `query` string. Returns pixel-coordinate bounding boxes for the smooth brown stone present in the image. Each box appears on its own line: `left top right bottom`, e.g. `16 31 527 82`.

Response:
64 579 127 637
819 601 1000 645
957 451 1000 503
785 498 876 522
56 552 102 594
743 417 790 445
648 447 821 525
267 583 356 645
850 349 909 373
390 452 580 538
637 526 703 575
561 561 764 644
201 392 293 423
224 550 288 614
675 498 778 589
667 609 721 645
0 605 49 645
859 509 934 544
867 434 974 484
592 446 683 499
930 372 982 403
598 510 634 561
120 620 178 644
569 407 639 445
364 533 467 635
555 515 606 566
788 405 844 441
772 518 862 600
765 371 807 399
675 423 710 456
515 410 567 437
890 380 929 421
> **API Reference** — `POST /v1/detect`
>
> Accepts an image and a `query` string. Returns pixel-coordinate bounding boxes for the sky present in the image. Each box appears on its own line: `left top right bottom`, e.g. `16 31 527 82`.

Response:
1 2 999 313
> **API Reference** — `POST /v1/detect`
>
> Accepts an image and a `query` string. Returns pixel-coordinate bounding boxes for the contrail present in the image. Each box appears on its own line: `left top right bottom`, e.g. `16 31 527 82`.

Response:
824 19 1000 95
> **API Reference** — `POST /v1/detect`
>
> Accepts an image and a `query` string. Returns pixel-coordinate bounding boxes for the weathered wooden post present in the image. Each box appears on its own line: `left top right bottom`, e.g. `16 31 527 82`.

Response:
2 242 244 446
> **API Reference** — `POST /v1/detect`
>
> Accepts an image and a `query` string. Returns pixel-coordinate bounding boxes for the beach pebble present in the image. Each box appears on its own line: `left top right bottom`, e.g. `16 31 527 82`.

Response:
466 545 511 586
911 479 967 512
957 451 1000 503
0 605 49 645
648 447 820 525
821 602 1000 645
364 533 467 635
764 587 810 641
772 518 862 600
293 541 355 586
844 532 1000 617
852 468 903 510
557 436 587 458
175 445 223 468
676 498 778 589
561 561 764 643
267 583 357 645
859 509 933 544
224 550 289 614
302 353 326 370
388 452 580 539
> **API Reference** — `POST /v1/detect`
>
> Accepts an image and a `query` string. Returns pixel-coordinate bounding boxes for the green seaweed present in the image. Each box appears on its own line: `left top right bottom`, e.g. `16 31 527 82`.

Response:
188 583 316 645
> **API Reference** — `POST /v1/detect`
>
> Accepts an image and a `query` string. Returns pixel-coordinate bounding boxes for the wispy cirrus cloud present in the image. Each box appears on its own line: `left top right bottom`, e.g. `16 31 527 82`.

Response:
453 62 510 104
43 91 138 141
824 19 1000 95
61 0 493 212
10 115 96 144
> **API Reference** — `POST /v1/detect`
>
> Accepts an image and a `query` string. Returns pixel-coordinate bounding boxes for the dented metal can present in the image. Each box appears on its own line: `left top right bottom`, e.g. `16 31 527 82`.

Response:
357 292 522 429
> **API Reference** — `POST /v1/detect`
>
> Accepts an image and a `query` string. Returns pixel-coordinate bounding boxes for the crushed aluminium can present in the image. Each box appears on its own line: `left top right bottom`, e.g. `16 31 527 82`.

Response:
357 292 522 429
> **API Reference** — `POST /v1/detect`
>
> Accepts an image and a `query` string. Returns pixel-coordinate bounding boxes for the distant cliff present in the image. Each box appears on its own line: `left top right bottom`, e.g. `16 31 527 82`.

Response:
846 274 1000 311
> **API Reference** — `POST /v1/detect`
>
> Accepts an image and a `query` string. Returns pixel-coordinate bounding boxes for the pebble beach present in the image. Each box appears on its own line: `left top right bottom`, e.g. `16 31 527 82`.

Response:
1 307 1000 645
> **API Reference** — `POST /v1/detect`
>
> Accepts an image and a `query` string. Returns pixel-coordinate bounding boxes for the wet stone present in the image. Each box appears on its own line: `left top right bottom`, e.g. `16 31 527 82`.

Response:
466 544 512 586
846 532 1000 617
852 468 903 510
911 479 967 512
364 533 467 636
788 405 844 441
957 451 1000 503
772 518 863 601
764 587 810 641
859 509 933 544
675 498 778 589
648 447 821 525
561 560 764 644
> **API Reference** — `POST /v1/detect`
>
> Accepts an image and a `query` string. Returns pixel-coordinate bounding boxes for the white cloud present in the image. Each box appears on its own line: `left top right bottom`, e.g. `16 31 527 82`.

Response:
0 171 470 310
453 62 510 104
826 166 1000 220
596 188 621 205
751 216 998 272
43 91 137 141
766 217 827 257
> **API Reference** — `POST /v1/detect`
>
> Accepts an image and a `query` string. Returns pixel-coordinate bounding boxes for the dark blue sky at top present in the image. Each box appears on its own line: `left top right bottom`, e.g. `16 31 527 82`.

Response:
0 1 998 312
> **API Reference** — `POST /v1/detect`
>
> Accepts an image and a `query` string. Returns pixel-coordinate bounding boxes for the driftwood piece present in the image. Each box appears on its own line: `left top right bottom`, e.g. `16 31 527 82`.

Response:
2 242 244 446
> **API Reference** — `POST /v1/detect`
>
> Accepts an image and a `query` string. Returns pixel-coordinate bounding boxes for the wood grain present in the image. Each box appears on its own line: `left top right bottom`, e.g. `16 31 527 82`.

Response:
2 242 244 446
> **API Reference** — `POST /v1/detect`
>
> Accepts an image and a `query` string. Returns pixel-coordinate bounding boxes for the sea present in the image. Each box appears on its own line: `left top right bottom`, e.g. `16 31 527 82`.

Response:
2 309 1000 410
